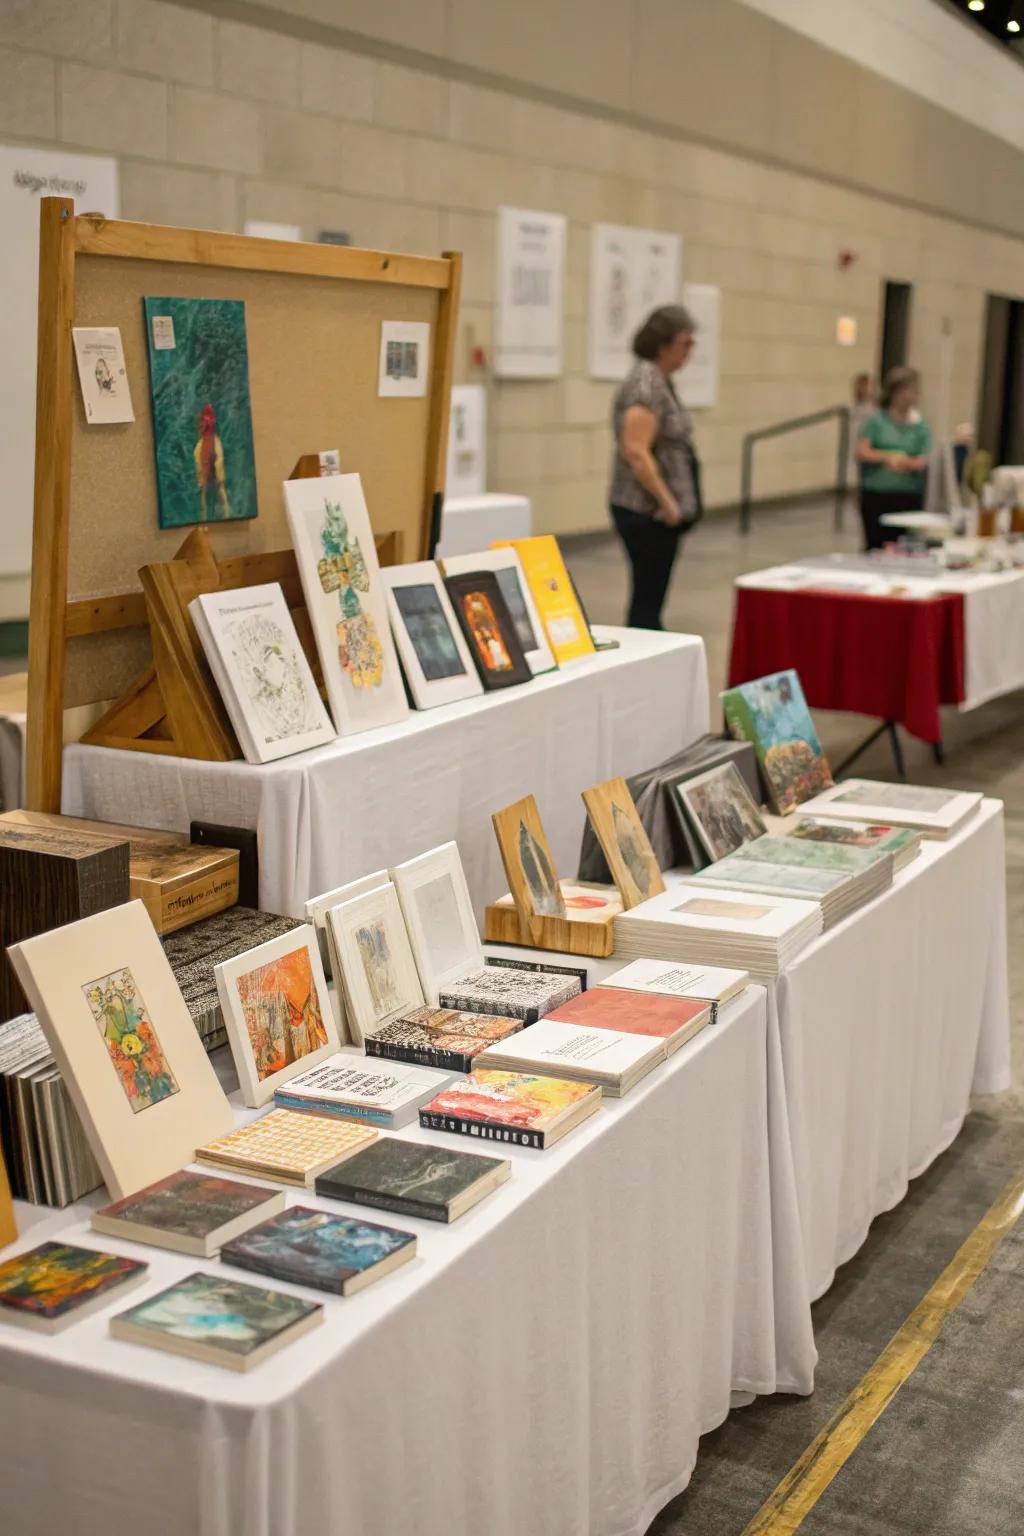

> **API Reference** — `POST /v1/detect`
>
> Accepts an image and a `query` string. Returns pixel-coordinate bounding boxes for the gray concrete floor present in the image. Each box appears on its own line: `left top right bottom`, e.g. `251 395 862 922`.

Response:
564 499 1024 1535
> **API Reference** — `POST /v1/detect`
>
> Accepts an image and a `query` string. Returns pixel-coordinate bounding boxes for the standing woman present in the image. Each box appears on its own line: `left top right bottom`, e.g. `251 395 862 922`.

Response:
609 305 702 629
856 366 931 551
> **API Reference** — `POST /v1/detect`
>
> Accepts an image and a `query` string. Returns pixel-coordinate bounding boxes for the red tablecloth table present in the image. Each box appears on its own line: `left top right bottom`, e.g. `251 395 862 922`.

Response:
728 586 965 744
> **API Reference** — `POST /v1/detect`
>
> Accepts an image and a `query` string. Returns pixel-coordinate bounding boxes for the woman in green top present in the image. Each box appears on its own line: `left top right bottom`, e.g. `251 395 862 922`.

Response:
855 366 931 550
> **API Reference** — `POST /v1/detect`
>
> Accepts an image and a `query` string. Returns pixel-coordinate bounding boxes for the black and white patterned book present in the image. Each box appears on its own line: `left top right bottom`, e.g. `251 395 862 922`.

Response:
438 964 581 1024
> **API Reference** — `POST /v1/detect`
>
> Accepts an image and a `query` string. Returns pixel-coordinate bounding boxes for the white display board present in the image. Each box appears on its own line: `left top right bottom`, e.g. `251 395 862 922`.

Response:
243 219 301 241
588 224 682 380
0 146 119 588
494 207 566 378
446 384 487 498
679 282 721 409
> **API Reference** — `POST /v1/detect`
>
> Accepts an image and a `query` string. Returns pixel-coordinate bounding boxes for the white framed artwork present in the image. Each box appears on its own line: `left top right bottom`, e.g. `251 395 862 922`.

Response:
378 320 430 397
284 472 409 737
439 546 557 676
390 842 483 1002
446 384 486 498
215 925 340 1108
494 206 566 378
588 224 682 381
381 561 483 709
326 883 424 1046
679 282 720 408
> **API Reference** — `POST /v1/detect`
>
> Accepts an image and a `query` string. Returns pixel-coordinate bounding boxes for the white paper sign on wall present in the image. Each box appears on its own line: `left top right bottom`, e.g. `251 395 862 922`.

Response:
494 207 566 378
0 146 119 586
446 384 487 498
679 282 721 410
588 224 682 381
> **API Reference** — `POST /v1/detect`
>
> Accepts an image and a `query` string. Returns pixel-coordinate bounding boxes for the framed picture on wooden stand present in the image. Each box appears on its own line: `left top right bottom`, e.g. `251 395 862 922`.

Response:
581 778 666 910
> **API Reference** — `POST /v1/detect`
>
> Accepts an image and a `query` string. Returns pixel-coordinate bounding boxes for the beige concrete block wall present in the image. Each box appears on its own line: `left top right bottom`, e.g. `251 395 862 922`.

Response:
2 0 1023 538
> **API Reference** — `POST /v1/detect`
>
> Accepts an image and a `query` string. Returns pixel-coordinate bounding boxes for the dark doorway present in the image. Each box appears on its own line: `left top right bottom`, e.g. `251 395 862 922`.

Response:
879 280 912 382
978 294 1024 464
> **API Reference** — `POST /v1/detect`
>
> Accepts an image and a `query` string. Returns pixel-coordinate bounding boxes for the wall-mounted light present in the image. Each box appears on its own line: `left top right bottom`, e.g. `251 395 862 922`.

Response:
967 1 985 12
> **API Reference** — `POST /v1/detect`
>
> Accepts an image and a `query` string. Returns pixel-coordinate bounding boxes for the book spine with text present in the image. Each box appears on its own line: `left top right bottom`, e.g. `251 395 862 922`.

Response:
316 1184 449 1223
273 1094 395 1128
419 1110 545 1149
484 957 588 985
364 1037 471 1073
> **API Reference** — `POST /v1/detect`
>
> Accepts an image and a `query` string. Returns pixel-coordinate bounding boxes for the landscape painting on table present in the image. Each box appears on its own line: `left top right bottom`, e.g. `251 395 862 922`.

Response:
143 296 257 529
236 947 328 1083
675 762 767 863
721 670 832 815
83 967 180 1114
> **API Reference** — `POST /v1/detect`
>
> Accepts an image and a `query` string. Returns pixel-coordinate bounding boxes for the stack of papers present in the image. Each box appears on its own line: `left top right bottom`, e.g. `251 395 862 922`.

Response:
613 885 822 978
797 780 982 840
689 833 893 928
786 817 922 874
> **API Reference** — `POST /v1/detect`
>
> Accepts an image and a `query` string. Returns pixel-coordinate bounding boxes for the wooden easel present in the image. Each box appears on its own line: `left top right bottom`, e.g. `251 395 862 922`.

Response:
26 202 462 807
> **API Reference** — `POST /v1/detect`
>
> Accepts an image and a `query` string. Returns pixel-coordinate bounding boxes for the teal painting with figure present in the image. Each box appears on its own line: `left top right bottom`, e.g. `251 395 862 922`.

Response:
143 296 258 528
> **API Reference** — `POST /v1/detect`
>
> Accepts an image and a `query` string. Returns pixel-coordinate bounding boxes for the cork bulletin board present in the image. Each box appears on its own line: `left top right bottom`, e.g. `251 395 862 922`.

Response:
26 200 462 810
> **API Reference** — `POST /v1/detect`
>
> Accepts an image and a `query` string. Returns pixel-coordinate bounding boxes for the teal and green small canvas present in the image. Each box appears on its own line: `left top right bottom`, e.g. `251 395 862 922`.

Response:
721 670 832 815
143 296 258 529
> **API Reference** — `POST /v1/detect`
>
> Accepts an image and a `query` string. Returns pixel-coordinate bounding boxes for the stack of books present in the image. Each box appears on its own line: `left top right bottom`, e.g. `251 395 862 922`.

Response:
544 985 711 1055
600 959 749 1023
785 817 922 874
689 834 893 928
0 1013 101 1206
614 884 822 978
797 780 982 840
274 1055 453 1130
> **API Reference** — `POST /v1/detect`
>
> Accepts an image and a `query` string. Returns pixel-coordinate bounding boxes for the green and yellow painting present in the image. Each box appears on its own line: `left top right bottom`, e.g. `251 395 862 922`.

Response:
143 296 258 528
83 966 180 1114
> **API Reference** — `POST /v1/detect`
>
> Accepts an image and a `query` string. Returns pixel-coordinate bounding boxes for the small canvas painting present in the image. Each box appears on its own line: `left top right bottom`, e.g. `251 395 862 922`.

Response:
721 670 832 814
221 1206 416 1295
143 296 258 528
112 1270 320 1365
676 762 767 862
0 1242 146 1328
237 947 328 1083
84 967 180 1114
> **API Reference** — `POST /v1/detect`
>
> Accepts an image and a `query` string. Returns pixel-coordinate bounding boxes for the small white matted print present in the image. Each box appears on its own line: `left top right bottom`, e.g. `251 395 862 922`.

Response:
676 762 767 863
7 901 232 1200
215 925 339 1108
284 472 409 737
382 561 483 709
440 547 557 676
72 327 135 424
378 320 430 397
391 842 483 1001
327 883 425 1047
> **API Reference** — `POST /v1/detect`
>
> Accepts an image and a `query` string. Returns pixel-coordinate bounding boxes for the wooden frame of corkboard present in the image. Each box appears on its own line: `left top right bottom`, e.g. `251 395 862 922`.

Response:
26 197 463 811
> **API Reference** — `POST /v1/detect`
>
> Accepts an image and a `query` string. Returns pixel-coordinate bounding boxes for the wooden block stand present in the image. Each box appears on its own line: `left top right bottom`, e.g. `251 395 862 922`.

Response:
483 899 618 958
26 201 462 803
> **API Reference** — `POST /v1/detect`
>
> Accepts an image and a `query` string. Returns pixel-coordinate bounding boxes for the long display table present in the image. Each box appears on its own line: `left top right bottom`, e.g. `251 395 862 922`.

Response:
0 986 816 1536
61 627 709 918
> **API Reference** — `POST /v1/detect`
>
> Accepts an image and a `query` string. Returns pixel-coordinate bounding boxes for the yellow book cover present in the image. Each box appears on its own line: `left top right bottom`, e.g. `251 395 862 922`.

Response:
197 1109 377 1185
493 535 595 663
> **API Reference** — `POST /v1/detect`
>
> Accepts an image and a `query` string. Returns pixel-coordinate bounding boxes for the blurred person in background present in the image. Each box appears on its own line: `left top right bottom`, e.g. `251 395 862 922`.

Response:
855 366 931 551
849 371 875 479
608 305 703 629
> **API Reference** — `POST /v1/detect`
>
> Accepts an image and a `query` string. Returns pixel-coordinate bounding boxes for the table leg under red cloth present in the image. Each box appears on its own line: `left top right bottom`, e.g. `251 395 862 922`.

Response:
727 588 965 744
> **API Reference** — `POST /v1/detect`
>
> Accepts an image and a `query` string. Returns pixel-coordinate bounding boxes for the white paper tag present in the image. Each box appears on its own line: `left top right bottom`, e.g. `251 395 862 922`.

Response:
71 326 135 424
151 315 176 350
319 449 341 476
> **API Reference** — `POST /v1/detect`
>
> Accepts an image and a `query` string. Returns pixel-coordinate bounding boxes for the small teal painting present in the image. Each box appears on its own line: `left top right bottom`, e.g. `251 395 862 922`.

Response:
143 296 258 528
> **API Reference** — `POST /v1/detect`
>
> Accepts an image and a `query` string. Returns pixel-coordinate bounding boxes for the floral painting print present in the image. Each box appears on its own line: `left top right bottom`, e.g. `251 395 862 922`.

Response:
84 968 180 1114
236 947 328 1084
316 499 385 690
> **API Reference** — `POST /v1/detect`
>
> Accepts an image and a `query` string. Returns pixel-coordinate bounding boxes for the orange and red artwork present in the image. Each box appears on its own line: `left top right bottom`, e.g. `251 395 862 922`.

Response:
237 946 328 1083
462 591 513 672
83 967 179 1115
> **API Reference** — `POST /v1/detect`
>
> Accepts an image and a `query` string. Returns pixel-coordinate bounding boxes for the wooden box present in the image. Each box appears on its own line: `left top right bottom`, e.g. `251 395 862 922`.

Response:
0 821 130 1019
0 812 239 936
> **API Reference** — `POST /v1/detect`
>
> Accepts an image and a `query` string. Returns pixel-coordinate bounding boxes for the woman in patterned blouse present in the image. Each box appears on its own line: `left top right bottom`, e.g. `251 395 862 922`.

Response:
608 305 703 629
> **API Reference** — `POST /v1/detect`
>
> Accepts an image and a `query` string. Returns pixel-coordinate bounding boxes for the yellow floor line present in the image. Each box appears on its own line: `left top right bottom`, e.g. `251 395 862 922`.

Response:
741 1167 1024 1536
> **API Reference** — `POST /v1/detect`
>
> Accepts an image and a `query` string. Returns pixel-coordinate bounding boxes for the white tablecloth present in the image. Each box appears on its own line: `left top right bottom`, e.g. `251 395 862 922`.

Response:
0 985 816 1536
770 798 1009 1301
434 491 532 558
61 628 709 918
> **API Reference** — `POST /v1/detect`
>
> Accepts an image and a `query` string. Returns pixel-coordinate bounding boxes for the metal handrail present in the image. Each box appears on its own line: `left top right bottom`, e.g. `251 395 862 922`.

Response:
740 404 851 534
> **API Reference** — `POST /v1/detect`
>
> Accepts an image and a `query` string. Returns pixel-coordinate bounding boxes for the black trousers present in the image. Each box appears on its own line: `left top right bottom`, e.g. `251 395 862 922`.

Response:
858 488 923 551
611 505 685 630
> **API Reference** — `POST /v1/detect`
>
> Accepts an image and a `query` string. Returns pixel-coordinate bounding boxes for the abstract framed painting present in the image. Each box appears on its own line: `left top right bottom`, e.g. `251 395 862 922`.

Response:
440 547 557 676
284 472 409 737
215 925 340 1108
142 296 258 530
381 561 483 709
443 570 533 690
7 901 233 1199
391 841 484 1001
326 883 425 1047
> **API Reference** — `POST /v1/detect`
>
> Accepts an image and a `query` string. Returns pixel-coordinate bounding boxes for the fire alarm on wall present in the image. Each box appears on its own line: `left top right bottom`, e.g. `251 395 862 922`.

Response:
838 250 857 269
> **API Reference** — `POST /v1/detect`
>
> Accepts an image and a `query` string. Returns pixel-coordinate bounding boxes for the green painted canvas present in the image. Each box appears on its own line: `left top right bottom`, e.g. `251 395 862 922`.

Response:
143 296 258 528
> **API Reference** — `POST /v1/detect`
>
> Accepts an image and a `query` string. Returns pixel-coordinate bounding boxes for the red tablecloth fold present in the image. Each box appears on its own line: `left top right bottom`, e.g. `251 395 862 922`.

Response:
728 586 965 743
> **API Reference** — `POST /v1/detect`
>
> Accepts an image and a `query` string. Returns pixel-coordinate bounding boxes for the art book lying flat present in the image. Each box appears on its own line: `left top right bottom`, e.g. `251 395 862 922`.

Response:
600 959 749 1010
315 1135 510 1223
796 779 982 839
110 1270 322 1371
364 1007 524 1074
196 1107 377 1186
190 584 336 764
420 1069 601 1149
273 1054 453 1130
92 1169 285 1257
545 985 711 1055
221 1206 417 1297
476 1018 665 1097
437 965 581 1023
0 1241 148 1334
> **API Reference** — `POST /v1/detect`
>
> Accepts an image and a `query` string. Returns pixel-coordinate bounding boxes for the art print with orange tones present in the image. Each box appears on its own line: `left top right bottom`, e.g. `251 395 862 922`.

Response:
237 947 328 1084
83 967 180 1114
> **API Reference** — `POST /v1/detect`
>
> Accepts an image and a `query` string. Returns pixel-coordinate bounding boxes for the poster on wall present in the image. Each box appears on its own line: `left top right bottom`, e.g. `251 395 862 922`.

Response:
494 207 566 378
446 385 486 498
588 225 682 381
0 147 119 599
679 282 721 409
